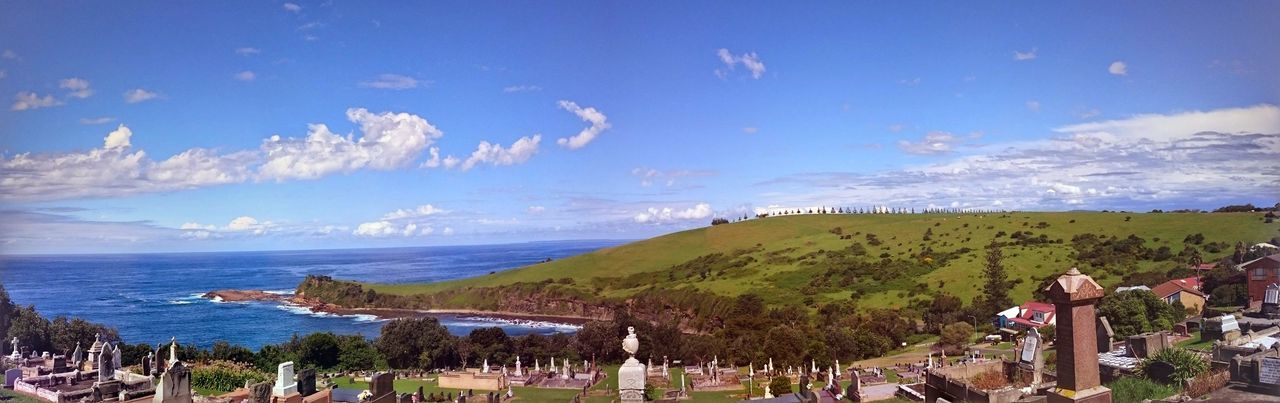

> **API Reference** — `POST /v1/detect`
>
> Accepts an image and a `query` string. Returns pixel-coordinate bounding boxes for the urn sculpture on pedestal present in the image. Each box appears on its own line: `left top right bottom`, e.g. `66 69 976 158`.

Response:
617 326 646 402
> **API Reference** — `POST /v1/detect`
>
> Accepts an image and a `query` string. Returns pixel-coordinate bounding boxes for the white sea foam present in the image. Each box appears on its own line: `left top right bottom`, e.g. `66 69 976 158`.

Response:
168 300 193 305
264 289 295 295
273 303 388 323
451 316 582 331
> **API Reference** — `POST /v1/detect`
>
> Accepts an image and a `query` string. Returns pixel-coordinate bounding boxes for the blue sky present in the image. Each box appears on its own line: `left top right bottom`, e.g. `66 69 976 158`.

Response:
1 1 1277 254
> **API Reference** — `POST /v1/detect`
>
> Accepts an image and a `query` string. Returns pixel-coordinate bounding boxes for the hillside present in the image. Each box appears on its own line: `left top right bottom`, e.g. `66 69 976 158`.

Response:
304 212 1278 328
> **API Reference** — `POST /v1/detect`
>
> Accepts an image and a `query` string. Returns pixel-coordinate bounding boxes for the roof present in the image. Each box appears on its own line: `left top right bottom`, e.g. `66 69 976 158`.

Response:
1240 254 1280 270
1151 277 1205 299
1008 301 1056 328
1191 263 1217 270
1115 285 1151 293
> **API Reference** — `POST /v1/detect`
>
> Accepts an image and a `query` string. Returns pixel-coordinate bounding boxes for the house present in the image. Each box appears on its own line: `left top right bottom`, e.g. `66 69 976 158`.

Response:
1151 277 1205 312
1190 263 1217 272
1242 254 1280 305
996 301 1056 330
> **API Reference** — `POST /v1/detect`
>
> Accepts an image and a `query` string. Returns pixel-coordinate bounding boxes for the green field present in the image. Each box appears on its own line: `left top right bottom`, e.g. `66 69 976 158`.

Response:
351 212 1274 313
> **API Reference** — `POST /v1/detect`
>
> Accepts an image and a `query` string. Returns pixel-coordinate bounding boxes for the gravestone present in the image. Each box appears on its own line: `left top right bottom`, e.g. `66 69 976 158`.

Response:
142 354 151 379
72 342 84 367
98 343 115 382
273 361 298 397
4 368 21 387
249 381 274 403
1145 361 1176 384
616 326 646 402
298 368 317 397
798 372 813 400
1097 317 1114 353
370 372 395 400
112 344 122 373
153 361 193 403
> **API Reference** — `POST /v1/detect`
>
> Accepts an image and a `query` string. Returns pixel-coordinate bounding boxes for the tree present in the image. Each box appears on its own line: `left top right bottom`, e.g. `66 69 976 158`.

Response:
923 293 965 333
937 322 974 354
6 305 52 354
48 316 119 355
764 327 805 367
337 335 383 371
465 327 513 366
375 317 456 369
1097 291 1184 337
0 284 15 345
974 243 1013 319
297 332 341 370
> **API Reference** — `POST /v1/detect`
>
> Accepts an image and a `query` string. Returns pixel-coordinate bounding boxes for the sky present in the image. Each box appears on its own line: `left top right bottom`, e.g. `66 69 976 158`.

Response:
1 1 1278 255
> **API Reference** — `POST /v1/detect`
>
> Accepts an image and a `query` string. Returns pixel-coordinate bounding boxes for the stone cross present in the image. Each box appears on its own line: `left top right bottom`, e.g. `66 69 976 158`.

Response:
1045 267 1112 403
9 337 19 359
835 360 841 377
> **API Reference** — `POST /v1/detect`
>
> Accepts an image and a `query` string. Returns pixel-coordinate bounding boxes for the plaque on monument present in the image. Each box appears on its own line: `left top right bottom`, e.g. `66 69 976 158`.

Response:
1261 357 1280 385
1020 328 1041 364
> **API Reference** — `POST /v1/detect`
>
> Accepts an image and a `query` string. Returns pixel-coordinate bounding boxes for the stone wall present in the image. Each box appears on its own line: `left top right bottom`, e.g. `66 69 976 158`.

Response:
436 372 505 391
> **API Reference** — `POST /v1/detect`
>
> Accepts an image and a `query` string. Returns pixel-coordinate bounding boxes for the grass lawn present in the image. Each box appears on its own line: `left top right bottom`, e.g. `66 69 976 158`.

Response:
0 388 44 403
353 212 1274 314
332 376 582 401
1107 377 1179 403
1175 331 1214 351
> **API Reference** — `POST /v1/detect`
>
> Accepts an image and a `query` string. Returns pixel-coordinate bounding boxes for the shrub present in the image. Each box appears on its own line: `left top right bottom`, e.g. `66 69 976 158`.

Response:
1139 347 1208 385
769 375 792 395
191 361 271 393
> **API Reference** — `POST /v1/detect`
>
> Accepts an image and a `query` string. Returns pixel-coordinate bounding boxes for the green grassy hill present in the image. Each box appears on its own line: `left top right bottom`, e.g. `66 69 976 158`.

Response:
349 212 1276 315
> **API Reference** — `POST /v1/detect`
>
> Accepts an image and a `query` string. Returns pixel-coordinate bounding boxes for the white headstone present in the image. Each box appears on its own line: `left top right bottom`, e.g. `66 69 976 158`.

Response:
514 356 523 377
8 337 19 359
112 345 122 373
1020 328 1041 364
617 326 645 402
1221 315 1240 333
273 361 298 397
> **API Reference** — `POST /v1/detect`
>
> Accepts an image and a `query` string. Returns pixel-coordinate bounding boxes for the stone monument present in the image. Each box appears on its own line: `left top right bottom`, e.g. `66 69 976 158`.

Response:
154 350 193 403
273 361 298 397
617 326 646 402
1046 268 1112 403
514 356 523 377
8 337 18 360
297 368 317 397
98 343 115 381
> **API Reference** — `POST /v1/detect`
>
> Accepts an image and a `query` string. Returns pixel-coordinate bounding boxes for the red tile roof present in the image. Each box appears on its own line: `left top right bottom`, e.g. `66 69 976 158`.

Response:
1151 277 1204 299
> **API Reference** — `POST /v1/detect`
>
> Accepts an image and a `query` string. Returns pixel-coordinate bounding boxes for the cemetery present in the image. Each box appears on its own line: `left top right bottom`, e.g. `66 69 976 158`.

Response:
3 335 192 403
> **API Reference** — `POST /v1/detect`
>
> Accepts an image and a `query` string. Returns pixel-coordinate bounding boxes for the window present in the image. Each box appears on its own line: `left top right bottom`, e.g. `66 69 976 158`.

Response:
1255 268 1270 280
1031 311 1046 323
1167 293 1180 304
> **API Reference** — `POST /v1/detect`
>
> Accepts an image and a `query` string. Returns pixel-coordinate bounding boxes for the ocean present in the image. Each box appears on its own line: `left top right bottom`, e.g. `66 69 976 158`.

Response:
0 240 624 349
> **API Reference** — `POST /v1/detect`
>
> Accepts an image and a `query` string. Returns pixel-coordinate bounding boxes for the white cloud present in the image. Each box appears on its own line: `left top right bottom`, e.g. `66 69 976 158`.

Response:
103 124 133 150
59 78 93 98
282 2 301 13
898 78 922 86
455 135 541 171
123 89 159 103
527 205 545 214
715 49 766 79
1109 61 1128 76
359 74 421 90
888 124 905 133
1013 47 1037 61
80 117 115 125
225 216 269 234
180 222 217 231
633 203 713 224
11 92 62 111
503 85 542 93
630 167 716 187
742 127 759 134
556 100 610 149
235 47 261 56
259 108 443 180
442 227 454 236
0 70 6 79
1 50 18 60
234 71 256 81
382 204 448 220
759 104 1280 211
1026 100 1041 112
353 221 397 237
897 131 958 155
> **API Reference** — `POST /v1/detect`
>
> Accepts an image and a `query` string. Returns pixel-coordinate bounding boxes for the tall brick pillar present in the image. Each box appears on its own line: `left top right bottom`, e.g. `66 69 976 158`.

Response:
1046 268 1112 403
